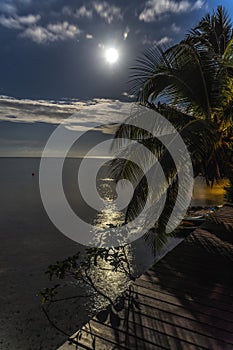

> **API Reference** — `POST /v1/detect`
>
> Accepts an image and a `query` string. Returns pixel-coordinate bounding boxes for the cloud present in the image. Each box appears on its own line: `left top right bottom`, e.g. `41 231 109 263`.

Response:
0 8 81 44
61 5 93 19
93 1 122 23
0 13 41 30
142 35 172 46
0 0 32 15
0 95 133 132
156 36 172 45
86 33 93 39
0 4 81 44
20 26 53 43
59 2 122 23
47 21 80 39
0 2 17 15
171 23 181 33
18 14 41 25
0 15 22 29
75 5 93 19
0 96 134 157
139 0 205 22
20 21 81 44
122 92 135 99
192 0 205 10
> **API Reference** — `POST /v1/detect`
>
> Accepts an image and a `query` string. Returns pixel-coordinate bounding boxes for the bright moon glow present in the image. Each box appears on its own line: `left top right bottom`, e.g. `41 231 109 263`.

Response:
105 48 119 64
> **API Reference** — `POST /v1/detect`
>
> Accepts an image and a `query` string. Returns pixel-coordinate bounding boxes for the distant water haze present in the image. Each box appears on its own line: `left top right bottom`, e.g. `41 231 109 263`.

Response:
0 157 227 250
192 176 227 207
0 157 226 250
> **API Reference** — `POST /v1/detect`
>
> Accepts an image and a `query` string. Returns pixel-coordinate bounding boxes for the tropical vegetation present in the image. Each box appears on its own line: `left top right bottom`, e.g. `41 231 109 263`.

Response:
111 5 233 240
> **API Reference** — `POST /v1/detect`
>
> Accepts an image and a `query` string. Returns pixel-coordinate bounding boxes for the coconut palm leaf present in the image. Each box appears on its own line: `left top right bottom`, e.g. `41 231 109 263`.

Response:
188 5 233 55
110 6 233 254
130 40 226 120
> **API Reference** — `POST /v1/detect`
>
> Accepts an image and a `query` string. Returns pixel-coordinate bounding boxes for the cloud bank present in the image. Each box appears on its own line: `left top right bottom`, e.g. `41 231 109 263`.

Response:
0 95 133 131
0 95 134 156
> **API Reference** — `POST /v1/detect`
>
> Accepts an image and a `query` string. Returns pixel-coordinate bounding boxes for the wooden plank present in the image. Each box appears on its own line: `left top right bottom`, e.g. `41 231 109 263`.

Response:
143 270 233 298
58 206 233 350
121 297 233 344
127 291 233 333
136 276 233 306
135 279 233 312
139 273 233 302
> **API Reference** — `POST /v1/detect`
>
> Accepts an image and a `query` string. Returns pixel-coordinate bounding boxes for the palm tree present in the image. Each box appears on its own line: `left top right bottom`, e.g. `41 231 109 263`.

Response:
111 6 233 251
189 5 233 55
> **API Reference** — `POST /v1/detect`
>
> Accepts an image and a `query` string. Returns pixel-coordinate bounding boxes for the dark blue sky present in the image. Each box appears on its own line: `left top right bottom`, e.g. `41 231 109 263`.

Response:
0 0 227 100
0 0 232 156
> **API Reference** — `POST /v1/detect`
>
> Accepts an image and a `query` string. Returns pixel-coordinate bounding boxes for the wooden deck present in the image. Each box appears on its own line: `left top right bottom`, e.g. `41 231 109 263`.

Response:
59 206 233 350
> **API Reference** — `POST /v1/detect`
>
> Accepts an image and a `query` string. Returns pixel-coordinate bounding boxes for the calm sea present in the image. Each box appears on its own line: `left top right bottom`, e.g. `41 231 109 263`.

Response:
0 156 226 272
0 157 227 349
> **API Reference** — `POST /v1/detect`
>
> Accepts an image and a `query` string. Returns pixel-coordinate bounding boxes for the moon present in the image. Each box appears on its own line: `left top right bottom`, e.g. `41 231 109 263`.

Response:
105 48 119 64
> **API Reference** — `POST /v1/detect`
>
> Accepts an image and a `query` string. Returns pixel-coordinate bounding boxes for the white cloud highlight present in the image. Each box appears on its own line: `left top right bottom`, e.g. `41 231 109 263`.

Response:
139 0 205 22
171 23 181 33
0 6 81 45
18 14 41 25
21 21 81 44
86 33 93 39
156 36 172 45
47 22 80 39
0 95 132 132
93 1 122 23
142 35 172 46
0 13 41 30
75 5 93 19
20 26 53 44
0 16 22 29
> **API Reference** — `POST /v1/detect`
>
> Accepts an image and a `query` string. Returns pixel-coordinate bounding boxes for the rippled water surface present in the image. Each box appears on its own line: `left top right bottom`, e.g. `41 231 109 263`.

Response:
0 157 228 348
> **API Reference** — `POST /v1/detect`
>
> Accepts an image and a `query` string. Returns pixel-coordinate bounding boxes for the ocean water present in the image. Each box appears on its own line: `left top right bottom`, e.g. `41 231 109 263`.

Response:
0 157 227 280
0 157 227 349
192 176 227 207
0 156 183 267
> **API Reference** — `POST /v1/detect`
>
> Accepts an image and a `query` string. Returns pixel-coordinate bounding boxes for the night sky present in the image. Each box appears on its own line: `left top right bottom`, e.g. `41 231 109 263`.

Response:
0 0 232 156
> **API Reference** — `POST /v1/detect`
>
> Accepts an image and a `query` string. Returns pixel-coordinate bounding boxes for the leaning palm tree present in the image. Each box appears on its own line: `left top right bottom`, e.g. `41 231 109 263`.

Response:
111 6 233 252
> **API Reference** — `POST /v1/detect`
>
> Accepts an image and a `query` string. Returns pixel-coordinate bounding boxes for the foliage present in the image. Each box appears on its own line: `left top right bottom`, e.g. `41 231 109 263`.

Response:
111 5 233 240
40 246 133 304
39 245 135 344
224 180 233 203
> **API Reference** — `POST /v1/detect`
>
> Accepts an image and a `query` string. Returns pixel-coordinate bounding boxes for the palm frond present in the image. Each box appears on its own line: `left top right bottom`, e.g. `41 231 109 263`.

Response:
129 40 225 120
188 6 232 55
